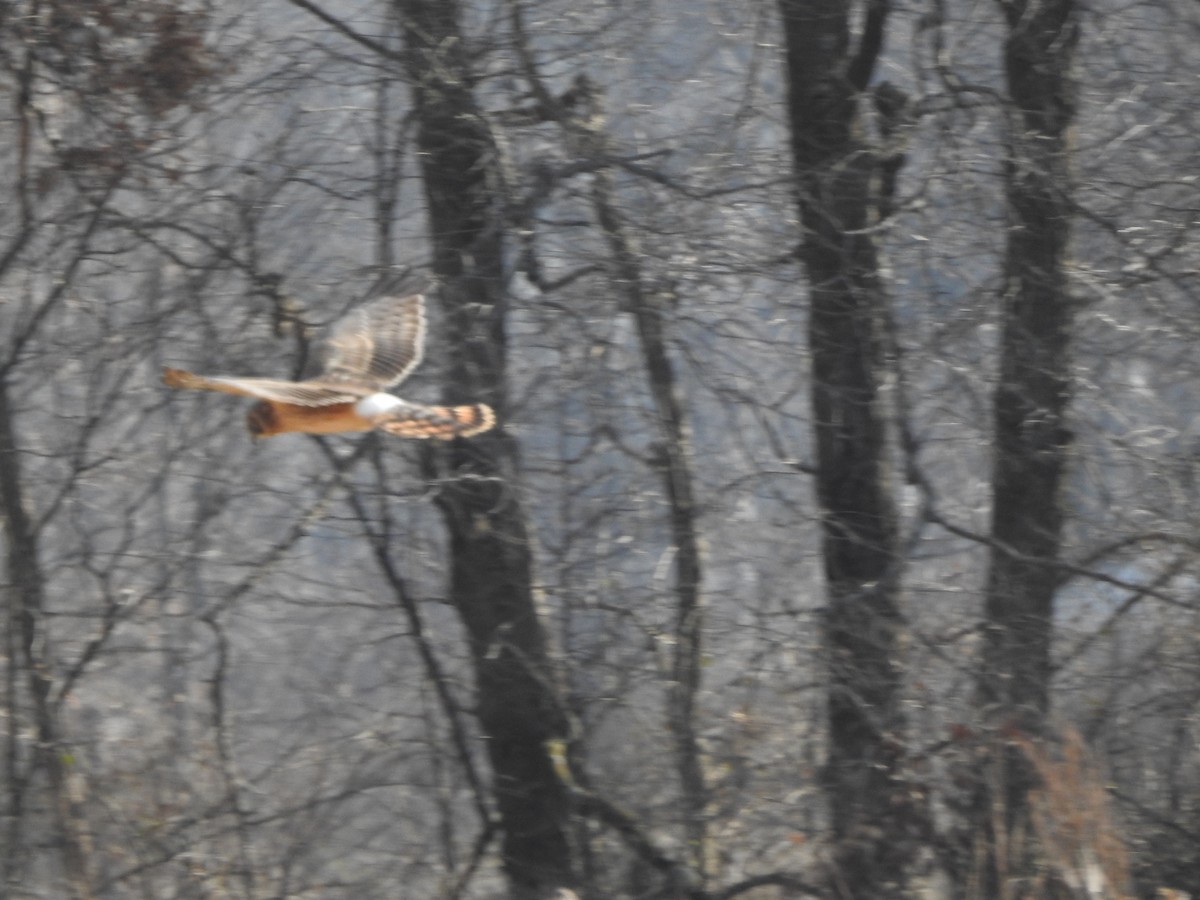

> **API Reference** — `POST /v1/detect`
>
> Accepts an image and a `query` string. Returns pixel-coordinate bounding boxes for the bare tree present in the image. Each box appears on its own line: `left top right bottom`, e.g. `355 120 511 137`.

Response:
393 1 576 896
0 4 217 895
972 0 1080 890
776 1 912 895
6 1 1200 898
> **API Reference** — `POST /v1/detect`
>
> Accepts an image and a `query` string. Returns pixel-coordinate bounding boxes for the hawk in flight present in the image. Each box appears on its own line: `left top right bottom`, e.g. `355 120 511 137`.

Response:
163 294 495 439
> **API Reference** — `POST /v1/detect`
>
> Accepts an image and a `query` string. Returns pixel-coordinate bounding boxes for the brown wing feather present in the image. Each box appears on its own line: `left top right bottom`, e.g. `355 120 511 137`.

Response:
318 294 426 391
162 368 356 406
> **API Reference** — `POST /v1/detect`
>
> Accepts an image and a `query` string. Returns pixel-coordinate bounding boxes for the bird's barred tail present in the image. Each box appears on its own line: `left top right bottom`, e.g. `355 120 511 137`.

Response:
378 403 496 439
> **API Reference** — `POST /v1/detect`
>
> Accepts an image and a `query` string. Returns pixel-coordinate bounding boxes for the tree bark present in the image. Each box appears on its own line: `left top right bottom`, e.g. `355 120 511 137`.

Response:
777 1 908 895
975 0 1079 881
395 2 574 898
591 135 708 884
0 380 94 899
502 11 710 879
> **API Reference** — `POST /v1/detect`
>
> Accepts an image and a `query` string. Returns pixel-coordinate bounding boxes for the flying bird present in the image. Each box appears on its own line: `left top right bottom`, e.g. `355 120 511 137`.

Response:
163 294 495 439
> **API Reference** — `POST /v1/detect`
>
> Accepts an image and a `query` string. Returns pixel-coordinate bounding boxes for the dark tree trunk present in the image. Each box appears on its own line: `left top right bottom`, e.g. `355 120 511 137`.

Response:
982 0 1078 733
975 0 1078 882
777 1 908 895
395 2 574 897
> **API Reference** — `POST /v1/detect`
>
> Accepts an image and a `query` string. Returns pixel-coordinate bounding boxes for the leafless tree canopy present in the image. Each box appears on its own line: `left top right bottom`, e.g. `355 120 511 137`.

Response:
3 1 1200 898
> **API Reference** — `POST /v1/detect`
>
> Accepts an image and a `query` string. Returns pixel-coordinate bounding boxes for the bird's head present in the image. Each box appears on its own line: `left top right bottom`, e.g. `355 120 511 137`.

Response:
245 402 278 438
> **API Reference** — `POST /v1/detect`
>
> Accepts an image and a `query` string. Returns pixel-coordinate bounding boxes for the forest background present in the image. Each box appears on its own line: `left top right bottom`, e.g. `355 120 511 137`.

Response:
4 1 1200 899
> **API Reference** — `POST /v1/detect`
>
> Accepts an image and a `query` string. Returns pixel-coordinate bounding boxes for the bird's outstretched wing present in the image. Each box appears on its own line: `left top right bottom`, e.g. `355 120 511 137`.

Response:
163 294 427 405
317 294 426 391
162 368 356 406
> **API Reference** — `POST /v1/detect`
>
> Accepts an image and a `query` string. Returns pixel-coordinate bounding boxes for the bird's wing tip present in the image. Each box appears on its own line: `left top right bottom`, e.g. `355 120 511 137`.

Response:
162 367 195 388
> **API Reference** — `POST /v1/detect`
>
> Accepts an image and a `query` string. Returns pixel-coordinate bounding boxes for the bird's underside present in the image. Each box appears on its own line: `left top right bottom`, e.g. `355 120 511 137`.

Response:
161 294 496 440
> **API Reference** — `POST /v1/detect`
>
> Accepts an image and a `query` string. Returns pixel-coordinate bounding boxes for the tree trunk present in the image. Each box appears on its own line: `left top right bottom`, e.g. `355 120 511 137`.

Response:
975 0 1078 884
777 1 908 895
0 380 94 899
395 2 574 898
500 16 711 880
592 139 708 883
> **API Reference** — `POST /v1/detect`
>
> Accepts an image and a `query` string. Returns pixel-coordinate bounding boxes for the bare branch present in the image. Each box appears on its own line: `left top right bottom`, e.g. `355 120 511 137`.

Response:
283 0 403 61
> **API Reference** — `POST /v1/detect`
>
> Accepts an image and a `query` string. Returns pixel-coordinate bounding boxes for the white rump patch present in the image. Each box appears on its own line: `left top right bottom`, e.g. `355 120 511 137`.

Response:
356 392 405 419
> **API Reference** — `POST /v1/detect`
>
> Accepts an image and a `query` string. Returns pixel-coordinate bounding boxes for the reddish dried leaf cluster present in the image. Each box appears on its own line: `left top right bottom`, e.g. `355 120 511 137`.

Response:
24 0 215 114
1019 729 1133 900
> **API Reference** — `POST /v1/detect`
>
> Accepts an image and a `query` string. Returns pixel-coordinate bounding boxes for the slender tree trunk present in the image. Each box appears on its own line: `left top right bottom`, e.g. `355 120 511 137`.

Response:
395 2 574 898
591 149 708 882
500 9 710 879
0 380 94 900
777 1 908 895
975 0 1078 886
